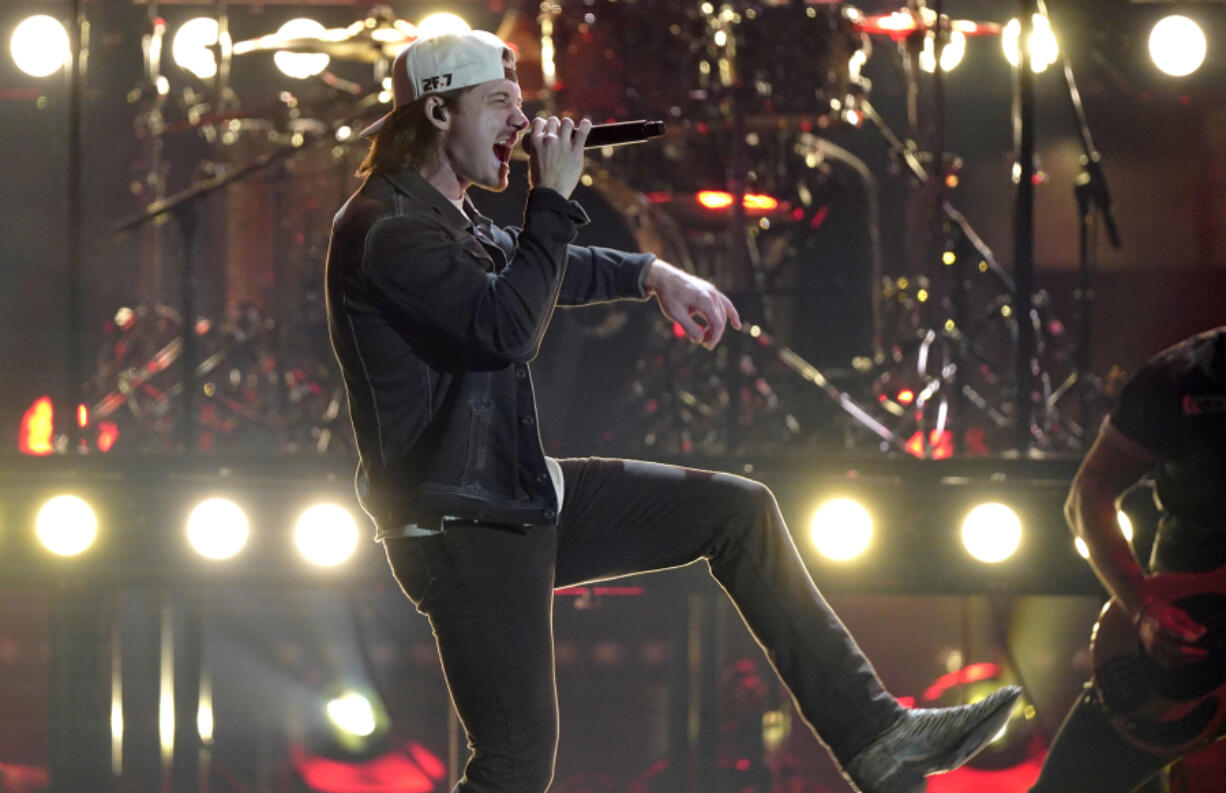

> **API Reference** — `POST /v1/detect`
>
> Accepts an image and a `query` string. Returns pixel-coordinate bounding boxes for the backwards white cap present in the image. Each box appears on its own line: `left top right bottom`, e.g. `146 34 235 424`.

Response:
360 30 512 138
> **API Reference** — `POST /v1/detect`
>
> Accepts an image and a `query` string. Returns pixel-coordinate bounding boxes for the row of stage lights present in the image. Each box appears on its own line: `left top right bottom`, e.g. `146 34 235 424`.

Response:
7 10 1213 82
8 11 473 82
807 495 1131 564
34 493 361 566
28 487 1126 570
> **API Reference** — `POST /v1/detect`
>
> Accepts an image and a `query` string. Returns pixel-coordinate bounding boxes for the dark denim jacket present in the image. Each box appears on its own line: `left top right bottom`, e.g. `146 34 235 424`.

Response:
325 167 653 535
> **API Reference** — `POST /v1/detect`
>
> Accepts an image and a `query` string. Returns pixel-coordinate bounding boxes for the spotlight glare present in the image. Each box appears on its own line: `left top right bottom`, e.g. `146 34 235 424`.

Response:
197 675 214 745
810 498 873 561
416 13 471 38
273 18 330 79
187 498 249 560
1149 16 1206 77
172 17 219 80
10 15 71 78
961 502 1021 563
697 190 735 210
36 495 98 556
326 692 376 737
1003 14 1058 72
294 504 360 567
920 30 966 73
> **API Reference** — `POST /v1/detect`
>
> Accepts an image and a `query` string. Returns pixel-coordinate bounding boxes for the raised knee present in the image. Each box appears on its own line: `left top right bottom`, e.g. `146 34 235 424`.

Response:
732 477 778 519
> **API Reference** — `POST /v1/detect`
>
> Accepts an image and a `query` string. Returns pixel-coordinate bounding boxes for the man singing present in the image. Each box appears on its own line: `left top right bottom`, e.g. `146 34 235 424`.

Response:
325 29 1019 793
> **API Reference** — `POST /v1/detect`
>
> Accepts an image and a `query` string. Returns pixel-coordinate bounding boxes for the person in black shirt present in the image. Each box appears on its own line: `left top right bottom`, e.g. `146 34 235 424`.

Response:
1031 327 1226 793
326 30 1020 793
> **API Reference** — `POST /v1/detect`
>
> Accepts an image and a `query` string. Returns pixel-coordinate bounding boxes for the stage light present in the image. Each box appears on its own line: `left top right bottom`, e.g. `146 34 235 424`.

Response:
186 498 249 560
385 19 419 45
326 692 377 738
810 498 873 561
36 495 98 556
294 504 360 567
159 609 174 761
696 190 780 211
904 429 954 460
273 18 330 79
1003 14 1058 73
10 15 71 78
111 639 123 776
697 190 735 210
1149 15 1206 77
198 672 214 745
416 13 470 38
920 30 966 73
743 193 779 211
961 502 1021 563
18 396 54 456
172 17 219 80
1074 510 1135 560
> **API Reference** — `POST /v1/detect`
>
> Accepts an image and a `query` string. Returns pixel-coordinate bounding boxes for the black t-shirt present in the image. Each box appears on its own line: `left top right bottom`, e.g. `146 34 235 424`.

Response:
1109 327 1226 527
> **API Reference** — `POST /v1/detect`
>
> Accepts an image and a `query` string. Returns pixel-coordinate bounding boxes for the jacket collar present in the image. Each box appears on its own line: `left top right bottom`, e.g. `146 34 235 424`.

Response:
382 167 486 233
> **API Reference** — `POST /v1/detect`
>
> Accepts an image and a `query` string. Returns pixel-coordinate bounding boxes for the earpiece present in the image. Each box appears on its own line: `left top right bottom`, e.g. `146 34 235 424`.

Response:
432 105 447 122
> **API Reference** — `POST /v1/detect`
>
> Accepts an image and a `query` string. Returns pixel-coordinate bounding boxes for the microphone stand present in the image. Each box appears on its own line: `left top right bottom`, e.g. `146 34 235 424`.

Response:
1044 0 1121 434
65 0 86 453
861 99 1020 449
1011 0 1038 454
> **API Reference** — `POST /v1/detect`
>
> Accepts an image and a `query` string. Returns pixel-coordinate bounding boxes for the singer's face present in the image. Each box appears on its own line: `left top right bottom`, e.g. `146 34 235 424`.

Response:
441 69 528 193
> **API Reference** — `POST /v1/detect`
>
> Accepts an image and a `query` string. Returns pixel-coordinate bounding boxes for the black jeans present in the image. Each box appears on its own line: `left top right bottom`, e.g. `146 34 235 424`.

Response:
1028 686 1168 793
384 457 902 793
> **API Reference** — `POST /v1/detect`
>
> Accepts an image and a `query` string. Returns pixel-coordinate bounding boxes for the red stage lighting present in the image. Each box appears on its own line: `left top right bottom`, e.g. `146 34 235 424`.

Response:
19 396 54 455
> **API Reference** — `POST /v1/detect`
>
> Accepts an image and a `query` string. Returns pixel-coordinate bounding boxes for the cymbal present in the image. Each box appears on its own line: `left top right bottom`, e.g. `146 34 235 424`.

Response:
233 18 416 63
860 9 1002 40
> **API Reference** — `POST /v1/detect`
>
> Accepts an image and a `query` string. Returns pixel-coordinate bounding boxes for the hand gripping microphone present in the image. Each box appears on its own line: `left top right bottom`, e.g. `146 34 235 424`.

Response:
579 120 665 149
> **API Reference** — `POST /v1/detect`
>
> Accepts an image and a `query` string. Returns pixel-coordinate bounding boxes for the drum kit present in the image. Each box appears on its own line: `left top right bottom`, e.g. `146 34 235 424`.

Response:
98 0 1094 458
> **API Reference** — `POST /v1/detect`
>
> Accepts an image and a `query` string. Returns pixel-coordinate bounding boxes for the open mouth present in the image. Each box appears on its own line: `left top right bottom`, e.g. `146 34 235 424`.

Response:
493 141 513 166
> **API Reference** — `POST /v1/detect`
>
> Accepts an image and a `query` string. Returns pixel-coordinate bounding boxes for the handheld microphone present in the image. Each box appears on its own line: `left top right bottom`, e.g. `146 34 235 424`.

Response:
580 120 665 149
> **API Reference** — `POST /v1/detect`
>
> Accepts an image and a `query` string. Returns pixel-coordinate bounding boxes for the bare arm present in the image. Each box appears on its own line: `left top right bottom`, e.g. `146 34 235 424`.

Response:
1066 429 1151 614
1068 426 1207 664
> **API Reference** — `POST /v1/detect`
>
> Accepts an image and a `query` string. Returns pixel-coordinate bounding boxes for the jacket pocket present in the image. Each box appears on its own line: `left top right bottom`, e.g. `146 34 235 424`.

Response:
460 401 491 484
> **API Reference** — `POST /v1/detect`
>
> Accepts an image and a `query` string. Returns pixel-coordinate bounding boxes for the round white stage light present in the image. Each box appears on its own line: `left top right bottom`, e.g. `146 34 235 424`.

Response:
36 494 97 556
187 497 249 560
961 502 1022 563
810 498 873 561
11 16 71 77
1149 16 1207 77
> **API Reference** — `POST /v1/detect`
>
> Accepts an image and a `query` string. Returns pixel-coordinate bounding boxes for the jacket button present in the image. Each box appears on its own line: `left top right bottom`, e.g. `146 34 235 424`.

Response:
521 415 535 426
535 472 548 484
515 367 527 380
542 508 556 520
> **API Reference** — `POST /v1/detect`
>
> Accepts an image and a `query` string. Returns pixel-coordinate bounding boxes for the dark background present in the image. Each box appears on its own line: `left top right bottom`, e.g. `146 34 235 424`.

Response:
2 2 1226 792
2 0 1225 449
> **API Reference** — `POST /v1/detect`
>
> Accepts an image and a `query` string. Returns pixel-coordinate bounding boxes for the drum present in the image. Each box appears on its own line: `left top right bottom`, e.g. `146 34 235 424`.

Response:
540 0 709 122
727 1 867 121
220 115 362 317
